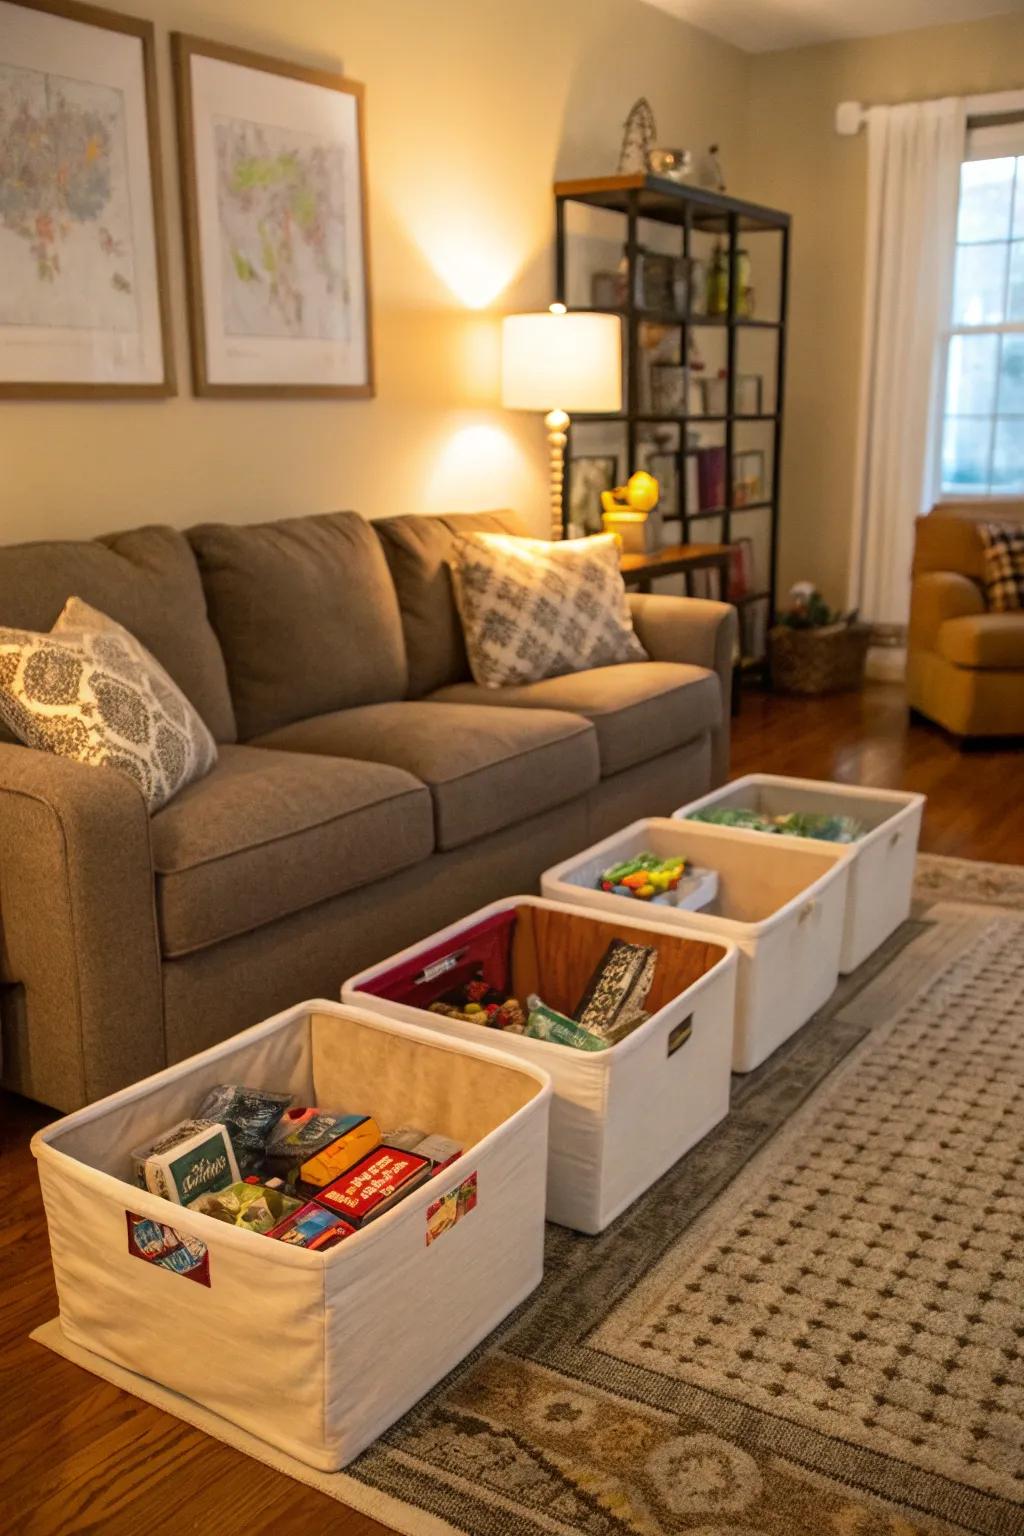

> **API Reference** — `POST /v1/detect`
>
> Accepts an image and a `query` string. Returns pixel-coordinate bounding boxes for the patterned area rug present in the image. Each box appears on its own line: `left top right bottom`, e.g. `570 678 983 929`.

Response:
37 859 1024 1536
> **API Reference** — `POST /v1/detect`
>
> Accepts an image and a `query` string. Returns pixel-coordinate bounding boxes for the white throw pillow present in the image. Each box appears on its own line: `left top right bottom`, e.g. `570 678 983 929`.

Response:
0 597 217 811
450 531 647 689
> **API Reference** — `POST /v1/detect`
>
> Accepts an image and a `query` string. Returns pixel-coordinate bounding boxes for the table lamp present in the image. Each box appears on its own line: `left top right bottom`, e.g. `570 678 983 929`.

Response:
501 305 622 539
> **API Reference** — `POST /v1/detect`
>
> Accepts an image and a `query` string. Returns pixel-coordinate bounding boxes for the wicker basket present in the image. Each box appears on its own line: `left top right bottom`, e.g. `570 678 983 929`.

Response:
768 622 871 695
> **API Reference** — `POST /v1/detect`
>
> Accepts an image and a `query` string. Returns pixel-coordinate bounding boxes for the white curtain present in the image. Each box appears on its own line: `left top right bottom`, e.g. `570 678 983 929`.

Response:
847 98 966 638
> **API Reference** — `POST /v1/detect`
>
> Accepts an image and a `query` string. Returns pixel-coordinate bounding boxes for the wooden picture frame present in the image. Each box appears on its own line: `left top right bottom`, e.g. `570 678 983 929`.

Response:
172 34 374 398
733 449 766 506
0 0 174 398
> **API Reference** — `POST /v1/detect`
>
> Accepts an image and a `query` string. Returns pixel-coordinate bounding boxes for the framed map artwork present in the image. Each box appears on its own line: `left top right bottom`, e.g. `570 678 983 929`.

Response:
173 36 373 397
0 0 174 397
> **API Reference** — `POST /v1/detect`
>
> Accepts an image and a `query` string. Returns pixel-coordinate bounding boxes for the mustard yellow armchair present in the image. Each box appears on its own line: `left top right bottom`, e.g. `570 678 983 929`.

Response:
907 501 1024 737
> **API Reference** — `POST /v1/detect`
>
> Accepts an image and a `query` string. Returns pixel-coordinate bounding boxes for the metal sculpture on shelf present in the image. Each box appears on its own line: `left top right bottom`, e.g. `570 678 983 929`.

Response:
618 98 656 173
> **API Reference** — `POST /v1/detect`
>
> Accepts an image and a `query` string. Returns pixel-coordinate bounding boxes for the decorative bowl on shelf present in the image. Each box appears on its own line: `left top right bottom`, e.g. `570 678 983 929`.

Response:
647 147 692 181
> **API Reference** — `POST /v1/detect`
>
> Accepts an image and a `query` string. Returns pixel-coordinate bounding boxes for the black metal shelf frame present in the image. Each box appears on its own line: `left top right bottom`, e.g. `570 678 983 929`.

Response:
553 174 791 653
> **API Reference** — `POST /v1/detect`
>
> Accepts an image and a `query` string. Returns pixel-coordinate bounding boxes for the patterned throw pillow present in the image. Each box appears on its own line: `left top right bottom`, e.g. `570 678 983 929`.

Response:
0 597 217 811
449 532 648 689
978 523 1024 612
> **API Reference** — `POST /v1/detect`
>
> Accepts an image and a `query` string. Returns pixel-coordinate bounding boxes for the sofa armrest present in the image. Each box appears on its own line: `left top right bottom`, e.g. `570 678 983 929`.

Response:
628 594 737 783
0 744 163 1110
908 571 985 652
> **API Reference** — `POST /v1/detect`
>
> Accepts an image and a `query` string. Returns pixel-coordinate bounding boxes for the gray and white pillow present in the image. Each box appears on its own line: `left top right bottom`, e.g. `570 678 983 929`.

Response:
0 597 217 811
449 531 647 689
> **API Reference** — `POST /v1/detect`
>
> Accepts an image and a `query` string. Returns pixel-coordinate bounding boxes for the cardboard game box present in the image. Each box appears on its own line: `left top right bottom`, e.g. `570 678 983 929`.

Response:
314 1147 431 1226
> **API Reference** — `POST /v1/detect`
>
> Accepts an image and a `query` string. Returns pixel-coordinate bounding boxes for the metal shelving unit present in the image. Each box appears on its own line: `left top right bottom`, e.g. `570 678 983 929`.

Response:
554 174 790 669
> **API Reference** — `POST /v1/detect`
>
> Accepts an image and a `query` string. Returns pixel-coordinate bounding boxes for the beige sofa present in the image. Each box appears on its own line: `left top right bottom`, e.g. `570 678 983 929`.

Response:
0 510 735 1112
907 501 1024 737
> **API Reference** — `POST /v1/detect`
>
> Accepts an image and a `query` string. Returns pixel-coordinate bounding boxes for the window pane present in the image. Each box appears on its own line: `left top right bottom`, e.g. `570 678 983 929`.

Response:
1008 240 1024 321
941 416 991 493
1015 157 1024 238
953 241 1007 323
992 418 1024 492
945 333 999 416
997 335 1024 415
957 158 1014 243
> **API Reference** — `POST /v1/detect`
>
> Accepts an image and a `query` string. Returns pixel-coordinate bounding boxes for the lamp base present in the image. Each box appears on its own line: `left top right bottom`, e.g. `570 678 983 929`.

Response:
545 408 569 541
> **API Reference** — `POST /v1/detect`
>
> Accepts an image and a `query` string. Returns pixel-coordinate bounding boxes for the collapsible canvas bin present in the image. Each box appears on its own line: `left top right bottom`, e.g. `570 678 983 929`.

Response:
542 820 851 1074
343 896 737 1235
673 775 925 972
32 999 551 1471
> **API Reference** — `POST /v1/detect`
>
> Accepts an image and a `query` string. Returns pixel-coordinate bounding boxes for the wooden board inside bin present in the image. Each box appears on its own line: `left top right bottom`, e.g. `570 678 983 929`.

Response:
511 905 725 1021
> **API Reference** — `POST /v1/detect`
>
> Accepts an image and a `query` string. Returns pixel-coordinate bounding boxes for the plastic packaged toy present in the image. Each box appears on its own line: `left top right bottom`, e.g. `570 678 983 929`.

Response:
195 1085 293 1171
598 853 687 900
688 806 864 843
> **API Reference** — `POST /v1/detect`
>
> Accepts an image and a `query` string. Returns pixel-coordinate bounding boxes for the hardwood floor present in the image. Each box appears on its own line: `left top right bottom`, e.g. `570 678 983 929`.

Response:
3 684 1021 1535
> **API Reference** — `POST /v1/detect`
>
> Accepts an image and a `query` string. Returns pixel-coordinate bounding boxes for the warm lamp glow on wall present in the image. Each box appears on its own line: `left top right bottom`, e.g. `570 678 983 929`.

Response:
501 305 622 539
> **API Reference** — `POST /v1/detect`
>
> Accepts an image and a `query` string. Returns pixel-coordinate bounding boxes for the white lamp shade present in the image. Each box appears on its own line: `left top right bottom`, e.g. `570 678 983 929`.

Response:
501 310 622 414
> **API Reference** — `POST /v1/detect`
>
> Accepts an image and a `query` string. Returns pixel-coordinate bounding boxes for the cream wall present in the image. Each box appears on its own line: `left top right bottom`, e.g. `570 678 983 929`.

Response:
0 0 749 544
745 12 1024 609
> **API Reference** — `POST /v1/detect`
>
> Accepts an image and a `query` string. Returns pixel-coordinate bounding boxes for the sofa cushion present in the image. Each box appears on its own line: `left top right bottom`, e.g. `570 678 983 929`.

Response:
0 525 235 742
937 614 1024 670
373 510 525 698
252 700 599 851
189 513 408 740
0 598 218 813
430 661 720 777
150 744 433 956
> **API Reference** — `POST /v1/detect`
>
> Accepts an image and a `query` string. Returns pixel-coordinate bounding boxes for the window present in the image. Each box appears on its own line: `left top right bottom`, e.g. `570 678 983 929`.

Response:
939 121 1024 496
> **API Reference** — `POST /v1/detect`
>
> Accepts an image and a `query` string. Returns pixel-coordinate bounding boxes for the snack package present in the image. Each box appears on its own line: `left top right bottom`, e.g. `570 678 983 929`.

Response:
315 1147 432 1226
266 1201 356 1250
380 1126 428 1151
266 1109 367 1173
573 939 656 1042
299 1116 381 1188
428 996 526 1031
190 1181 302 1234
132 1119 240 1205
412 1134 463 1172
598 853 686 901
524 998 609 1052
195 1085 292 1171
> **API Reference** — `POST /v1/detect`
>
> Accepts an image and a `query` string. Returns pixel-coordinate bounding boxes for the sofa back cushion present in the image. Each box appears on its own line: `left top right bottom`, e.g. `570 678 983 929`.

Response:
189 512 408 739
374 510 526 698
0 526 236 742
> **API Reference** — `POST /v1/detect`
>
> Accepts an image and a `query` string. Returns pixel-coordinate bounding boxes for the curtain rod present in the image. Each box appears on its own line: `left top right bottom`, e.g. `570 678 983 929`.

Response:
836 88 1024 136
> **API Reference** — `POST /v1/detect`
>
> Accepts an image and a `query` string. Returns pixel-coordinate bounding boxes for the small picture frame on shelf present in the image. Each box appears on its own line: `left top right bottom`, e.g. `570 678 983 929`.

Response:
735 374 764 416
648 452 678 515
636 250 674 312
733 450 766 506
568 454 618 536
651 363 687 416
701 373 763 416
701 373 728 416
687 257 708 316
590 271 620 309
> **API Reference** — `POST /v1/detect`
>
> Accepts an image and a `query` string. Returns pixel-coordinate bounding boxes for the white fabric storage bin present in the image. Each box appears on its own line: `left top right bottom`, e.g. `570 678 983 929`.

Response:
673 775 924 972
32 999 551 1471
542 820 852 1074
343 896 738 1236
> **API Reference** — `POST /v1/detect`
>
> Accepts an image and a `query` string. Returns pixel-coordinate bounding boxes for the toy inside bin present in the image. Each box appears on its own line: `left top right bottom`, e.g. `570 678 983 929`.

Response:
345 896 738 1234
33 999 551 1470
542 819 852 1073
673 774 924 972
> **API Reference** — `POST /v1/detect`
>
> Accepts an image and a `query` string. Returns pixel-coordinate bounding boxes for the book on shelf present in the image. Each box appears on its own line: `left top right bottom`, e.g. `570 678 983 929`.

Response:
696 446 726 511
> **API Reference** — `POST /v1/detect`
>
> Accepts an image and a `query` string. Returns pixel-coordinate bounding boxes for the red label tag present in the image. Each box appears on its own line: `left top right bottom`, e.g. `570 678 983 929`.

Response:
126 1211 210 1286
